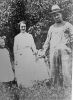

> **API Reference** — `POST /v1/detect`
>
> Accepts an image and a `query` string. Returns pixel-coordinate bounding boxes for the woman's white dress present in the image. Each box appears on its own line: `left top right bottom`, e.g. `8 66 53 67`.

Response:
14 33 49 87
0 48 14 82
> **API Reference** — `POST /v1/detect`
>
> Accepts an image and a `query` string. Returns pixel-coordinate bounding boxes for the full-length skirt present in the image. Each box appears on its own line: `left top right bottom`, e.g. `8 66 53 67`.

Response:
0 49 14 82
15 48 49 87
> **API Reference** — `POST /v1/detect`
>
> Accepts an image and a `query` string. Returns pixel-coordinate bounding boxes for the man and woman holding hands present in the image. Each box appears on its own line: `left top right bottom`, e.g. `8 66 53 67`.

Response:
14 4 73 88
0 4 72 88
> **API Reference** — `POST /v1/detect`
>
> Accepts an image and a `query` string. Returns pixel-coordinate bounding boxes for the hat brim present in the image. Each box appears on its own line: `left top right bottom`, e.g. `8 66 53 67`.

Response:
50 9 64 14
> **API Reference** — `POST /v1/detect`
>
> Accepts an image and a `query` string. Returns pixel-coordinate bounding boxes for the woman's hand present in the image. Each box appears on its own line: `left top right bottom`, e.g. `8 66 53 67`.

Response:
37 49 45 58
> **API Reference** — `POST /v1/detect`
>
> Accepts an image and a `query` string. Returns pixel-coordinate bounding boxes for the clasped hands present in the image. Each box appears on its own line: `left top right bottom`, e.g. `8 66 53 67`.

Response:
36 49 45 60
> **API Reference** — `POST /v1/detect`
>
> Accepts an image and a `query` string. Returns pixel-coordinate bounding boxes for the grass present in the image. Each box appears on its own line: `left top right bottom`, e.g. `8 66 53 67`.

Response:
0 80 72 100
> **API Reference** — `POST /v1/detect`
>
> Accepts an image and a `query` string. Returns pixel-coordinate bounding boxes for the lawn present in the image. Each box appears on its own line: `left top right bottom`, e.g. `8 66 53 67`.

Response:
0 80 71 100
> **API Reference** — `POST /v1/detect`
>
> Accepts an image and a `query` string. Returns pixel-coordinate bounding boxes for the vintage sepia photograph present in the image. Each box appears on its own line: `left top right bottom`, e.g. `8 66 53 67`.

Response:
0 0 73 100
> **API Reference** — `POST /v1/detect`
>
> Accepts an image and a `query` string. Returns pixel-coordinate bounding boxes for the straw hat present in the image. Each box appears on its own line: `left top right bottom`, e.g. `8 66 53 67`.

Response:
50 4 63 14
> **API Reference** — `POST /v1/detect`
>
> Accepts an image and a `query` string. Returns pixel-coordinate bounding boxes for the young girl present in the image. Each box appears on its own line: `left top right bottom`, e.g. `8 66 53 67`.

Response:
0 36 14 82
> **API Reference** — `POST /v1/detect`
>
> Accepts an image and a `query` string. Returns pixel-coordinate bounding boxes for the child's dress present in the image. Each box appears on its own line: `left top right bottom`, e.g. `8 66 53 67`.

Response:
0 48 14 82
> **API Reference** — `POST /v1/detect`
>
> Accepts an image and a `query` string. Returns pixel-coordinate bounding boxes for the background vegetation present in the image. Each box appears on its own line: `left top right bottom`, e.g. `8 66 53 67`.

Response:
0 0 73 52
0 0 72 100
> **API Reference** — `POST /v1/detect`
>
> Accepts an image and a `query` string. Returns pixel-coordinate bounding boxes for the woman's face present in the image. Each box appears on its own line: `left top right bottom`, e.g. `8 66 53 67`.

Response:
20 23 26 32
53 12 63 23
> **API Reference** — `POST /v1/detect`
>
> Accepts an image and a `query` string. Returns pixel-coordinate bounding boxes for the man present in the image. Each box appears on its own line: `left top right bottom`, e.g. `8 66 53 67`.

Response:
42 4 73 86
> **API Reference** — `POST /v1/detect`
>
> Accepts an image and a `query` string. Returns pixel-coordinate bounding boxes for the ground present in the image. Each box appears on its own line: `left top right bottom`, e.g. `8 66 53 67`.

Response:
0 80 72 100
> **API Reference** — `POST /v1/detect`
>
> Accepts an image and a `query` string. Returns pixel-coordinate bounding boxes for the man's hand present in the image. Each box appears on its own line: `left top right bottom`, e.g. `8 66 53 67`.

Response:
37 49 45 58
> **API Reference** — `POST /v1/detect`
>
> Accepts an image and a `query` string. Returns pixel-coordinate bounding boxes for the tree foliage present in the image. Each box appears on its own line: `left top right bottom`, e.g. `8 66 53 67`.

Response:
0 0 73 51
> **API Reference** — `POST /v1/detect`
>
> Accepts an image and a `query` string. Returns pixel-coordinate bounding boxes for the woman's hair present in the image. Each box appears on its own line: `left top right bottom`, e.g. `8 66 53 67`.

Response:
18 20 26 26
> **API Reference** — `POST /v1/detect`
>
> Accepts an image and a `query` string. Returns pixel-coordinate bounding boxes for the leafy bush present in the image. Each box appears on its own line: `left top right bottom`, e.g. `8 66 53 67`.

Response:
0 0 72 55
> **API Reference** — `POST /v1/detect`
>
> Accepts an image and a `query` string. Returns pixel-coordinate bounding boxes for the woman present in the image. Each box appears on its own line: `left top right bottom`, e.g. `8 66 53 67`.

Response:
0 36 14 82
42 5 73 86
14 21 49 87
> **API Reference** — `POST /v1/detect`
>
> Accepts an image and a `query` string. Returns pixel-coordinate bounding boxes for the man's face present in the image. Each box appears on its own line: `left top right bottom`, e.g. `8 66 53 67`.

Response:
53 12 63 23
20 23 26 32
